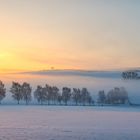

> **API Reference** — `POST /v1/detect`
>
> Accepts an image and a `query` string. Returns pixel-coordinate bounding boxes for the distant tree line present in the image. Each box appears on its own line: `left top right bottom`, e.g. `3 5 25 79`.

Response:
34 85 93 106
122 71 140 79
0 81 130 106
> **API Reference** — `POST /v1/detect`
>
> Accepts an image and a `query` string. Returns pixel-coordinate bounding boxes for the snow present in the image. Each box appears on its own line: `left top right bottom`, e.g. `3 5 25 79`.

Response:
0 106 140 140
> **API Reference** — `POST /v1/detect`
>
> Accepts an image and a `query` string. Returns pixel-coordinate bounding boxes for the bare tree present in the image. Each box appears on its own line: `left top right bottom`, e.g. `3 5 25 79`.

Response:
10 82 22 104
22 82 32 105
34 86 47 105
87 95 93 105
119 87 129 104
81 88 89 106
52 86 59 105
98 90 106 106
0 81 6 104
62 87 71 105
45 84 52 105
57 93 62 105
106 87 128 104
72 88 81 105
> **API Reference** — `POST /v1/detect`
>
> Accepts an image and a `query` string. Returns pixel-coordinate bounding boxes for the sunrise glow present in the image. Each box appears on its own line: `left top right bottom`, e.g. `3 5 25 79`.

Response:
0 0 140 73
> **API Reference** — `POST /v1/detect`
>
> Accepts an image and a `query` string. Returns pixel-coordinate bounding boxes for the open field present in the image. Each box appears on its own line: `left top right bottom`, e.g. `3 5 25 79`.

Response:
0 106 139 140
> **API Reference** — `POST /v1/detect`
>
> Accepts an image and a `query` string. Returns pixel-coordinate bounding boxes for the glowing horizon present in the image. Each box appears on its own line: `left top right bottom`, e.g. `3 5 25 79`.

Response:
0 0 140 73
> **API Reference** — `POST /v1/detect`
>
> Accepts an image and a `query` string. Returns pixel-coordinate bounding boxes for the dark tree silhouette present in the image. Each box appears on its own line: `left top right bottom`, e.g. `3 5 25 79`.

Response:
0 81 6 104
87 95 93 105
122 71 139 79
106 87 128 104
72 88 81 105
118 87 129 104
10 82 22 104
81 88 90 106
22 82 32 105
51 86 59 105
34 86 47 105
45 84 52 105
62 87 71 105
98 90 106 105
57 94 62 105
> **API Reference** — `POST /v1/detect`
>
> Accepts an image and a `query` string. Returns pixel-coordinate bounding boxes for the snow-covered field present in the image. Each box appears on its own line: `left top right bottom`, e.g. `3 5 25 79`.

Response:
0 106 140 140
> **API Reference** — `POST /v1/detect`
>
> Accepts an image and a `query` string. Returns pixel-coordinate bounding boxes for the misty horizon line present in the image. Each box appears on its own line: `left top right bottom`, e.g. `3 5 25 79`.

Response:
1 67 140 75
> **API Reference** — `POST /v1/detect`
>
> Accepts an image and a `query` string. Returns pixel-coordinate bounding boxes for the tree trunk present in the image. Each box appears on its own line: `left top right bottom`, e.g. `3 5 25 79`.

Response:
41 100 43 105
65 101 67 106
48 100 50 105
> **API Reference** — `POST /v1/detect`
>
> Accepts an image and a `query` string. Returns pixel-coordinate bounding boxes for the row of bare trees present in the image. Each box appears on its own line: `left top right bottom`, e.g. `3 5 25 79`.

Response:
0 81 93 105
34 85 93 106
0 81 129 106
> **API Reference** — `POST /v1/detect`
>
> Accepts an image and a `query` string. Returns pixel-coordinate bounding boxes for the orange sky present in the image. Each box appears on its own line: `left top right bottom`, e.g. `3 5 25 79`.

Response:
0 0 140 73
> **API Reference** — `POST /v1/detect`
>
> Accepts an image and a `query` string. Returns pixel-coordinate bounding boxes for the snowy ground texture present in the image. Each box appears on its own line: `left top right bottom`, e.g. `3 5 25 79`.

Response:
0 106 140 140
